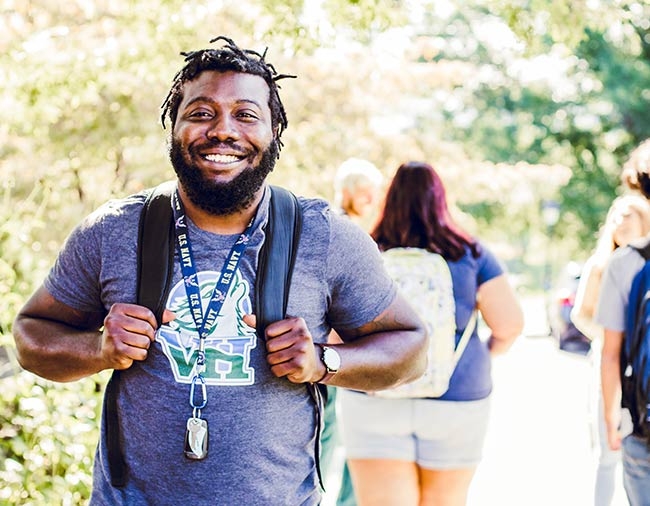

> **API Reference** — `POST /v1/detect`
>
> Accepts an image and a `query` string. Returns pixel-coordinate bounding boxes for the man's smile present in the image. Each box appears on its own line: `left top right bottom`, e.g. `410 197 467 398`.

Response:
202 153 245 164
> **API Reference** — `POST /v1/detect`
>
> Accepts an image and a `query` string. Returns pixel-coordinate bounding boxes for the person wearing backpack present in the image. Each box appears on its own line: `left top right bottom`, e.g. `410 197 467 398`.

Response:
11 37 428 506
338 161 524 506
571 194 650 506
597 139 650 506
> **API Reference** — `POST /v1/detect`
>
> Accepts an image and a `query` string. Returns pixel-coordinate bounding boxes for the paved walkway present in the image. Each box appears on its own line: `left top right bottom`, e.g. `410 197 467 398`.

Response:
468 332 613 505
468 295 627 506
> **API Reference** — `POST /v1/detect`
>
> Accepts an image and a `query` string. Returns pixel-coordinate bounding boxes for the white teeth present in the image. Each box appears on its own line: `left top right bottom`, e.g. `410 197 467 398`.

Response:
204 154 240 163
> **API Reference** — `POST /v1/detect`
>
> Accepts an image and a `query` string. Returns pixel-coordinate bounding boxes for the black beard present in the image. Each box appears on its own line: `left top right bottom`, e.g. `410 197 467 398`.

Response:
169 138 278 216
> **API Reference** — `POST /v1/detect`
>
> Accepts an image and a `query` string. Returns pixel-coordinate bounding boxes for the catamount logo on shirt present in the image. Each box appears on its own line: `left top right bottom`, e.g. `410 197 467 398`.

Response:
156 270 258 385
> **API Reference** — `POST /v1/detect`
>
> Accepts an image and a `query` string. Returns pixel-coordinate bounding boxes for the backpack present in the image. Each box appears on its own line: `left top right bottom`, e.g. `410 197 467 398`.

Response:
622 239 650 441
373 247 476 399
105 182 326 487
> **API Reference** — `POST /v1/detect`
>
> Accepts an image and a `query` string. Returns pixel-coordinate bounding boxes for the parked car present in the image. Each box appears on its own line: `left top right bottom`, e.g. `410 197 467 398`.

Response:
547 261 592 356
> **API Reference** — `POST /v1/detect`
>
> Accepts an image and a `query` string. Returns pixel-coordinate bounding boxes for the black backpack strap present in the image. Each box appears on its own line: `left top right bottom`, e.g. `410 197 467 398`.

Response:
253 187 325 490
104 371 126 487
107 181 175 488
136 181 176 323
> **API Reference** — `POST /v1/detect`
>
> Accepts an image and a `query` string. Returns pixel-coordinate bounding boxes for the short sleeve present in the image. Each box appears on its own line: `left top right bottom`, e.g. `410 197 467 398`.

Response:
595 246 645 332
476 244 504 286
44 210 105 313
325 213 397 331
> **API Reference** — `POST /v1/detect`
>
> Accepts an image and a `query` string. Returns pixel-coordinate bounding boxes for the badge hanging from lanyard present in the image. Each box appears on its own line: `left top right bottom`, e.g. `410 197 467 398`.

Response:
171 190 255 460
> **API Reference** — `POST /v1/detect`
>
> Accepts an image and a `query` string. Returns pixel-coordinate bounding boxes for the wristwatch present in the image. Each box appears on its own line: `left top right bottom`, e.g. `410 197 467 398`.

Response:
317 344 341 383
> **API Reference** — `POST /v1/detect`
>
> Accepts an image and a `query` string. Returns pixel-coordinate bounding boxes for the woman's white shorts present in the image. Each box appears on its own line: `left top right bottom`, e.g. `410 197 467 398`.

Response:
339 389 491 469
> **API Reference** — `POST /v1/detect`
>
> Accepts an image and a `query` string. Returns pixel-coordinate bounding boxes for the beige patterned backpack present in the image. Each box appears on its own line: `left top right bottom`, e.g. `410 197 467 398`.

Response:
374 247 476 398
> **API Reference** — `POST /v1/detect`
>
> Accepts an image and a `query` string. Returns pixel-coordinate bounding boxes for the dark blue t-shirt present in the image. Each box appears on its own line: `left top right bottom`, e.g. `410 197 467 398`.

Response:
438 244 504 401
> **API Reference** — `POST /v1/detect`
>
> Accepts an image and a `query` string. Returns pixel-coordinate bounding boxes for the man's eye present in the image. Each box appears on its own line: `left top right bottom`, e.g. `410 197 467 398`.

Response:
238 111 258 120
189 110 211 118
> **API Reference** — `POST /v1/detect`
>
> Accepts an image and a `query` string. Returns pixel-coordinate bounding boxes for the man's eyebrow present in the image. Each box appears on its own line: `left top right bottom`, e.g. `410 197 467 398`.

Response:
183 96 264 109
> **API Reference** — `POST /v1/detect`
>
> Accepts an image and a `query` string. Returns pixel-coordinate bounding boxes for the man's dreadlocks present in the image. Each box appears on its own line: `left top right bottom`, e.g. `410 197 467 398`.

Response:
161 36 295 152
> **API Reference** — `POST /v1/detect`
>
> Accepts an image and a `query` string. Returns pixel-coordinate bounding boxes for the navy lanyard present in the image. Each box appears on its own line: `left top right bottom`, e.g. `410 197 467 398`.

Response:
171 190 255 409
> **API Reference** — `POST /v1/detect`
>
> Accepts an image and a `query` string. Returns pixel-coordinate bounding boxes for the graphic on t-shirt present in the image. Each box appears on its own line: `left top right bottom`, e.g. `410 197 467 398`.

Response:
156 270 258 385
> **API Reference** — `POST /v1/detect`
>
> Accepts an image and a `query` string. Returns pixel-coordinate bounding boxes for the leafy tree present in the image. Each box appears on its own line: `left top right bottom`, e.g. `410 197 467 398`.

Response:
482 0 650 249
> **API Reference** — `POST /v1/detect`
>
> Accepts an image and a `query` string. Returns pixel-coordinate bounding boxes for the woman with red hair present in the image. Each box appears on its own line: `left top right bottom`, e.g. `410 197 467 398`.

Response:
339 161 524 506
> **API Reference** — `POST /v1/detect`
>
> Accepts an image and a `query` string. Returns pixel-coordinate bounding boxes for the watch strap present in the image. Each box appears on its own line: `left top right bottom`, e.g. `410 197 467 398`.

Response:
315 344 337 384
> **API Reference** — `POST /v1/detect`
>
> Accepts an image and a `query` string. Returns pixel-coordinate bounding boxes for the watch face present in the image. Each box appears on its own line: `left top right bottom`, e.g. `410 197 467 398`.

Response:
323 346 341 372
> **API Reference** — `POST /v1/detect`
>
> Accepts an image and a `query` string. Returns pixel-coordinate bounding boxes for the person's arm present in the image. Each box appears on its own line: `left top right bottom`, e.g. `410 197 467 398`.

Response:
601 327 624 451
245 291 427 391
323 291 427 390
13 285 161 382
476 274 524 355
571 259 604 341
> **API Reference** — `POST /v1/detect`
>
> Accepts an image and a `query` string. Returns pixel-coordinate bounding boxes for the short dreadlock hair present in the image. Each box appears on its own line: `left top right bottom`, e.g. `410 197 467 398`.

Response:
160 36 295 152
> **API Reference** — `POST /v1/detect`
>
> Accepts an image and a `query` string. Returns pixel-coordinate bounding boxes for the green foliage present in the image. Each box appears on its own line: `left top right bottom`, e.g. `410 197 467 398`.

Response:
577 27 650 142
412 1 650 258
324 0 409 39
0 372 107 505
0 181 54 331
0 171 107 505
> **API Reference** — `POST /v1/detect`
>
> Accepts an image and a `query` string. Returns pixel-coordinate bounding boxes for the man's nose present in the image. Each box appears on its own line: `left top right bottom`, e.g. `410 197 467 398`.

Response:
206 115 240 141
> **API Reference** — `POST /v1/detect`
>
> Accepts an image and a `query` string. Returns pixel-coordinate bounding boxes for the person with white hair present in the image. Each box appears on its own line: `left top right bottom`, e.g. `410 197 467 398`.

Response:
333 158 384 232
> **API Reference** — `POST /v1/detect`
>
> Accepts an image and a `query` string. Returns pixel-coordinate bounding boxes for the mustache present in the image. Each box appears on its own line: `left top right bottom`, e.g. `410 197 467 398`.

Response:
190 140 249 156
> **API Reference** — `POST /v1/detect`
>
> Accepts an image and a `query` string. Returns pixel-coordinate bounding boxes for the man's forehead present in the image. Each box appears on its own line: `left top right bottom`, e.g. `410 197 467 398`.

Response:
181 70 270 101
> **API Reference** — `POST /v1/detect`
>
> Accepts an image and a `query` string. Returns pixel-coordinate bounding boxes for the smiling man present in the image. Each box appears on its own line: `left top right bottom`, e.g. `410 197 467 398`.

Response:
12 37 427 505
168 70 279 221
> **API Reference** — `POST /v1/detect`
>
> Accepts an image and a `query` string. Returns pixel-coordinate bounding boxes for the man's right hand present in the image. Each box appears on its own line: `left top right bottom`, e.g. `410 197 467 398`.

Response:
13 285 175 382
100 303 175 370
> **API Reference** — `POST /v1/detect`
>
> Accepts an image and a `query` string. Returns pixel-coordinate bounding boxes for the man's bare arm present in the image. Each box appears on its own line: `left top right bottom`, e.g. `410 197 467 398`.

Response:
256 292 427 391
13 285 159 382
328 292 427 391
